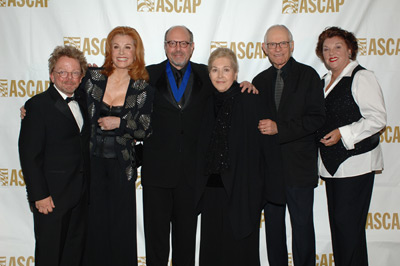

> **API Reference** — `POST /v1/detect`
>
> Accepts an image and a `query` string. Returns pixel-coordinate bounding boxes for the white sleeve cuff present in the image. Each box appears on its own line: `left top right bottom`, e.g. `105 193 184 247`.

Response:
339 126 355 150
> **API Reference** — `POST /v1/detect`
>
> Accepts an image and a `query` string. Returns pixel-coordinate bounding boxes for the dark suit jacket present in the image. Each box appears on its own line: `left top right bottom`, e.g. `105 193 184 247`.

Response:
142 60 213 188
252 57 325 188
19 85 90 210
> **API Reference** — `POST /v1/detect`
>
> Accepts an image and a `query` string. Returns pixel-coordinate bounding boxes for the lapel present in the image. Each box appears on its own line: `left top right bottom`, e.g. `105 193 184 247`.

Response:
48 85 79 131
155 60 202 110
76 89 89 133
182 62 202 110
277 57 298 112
261 68 278 117
155 65 176 107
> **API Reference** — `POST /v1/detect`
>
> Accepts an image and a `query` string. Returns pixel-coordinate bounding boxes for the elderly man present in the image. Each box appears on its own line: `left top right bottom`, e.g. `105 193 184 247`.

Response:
18 45 90 266
253 25 325 266
142 25 255 266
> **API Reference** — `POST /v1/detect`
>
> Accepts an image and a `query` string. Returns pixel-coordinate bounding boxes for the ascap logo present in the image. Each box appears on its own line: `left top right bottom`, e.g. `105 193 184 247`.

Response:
137 0 201 13
210 41 267 60
260 211 265 228
0 79 49 98
358 38 400 56
380 126 400 143
316 253 334 266
366 212 400 230
138 257 146 266
0 169 25 187
64 37 106 56
282 0 344 14
0 79 7 96
0 256 35 266
0 0 48 7
136 172 142 190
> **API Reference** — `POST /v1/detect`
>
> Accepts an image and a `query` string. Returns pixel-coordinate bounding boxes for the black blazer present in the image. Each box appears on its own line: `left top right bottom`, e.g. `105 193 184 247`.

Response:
142 60 213 188
19 85 90 210
81 68 154 181
253 57 325 188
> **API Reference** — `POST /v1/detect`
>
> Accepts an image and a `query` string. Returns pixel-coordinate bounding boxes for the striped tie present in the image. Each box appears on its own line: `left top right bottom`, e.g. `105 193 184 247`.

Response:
274 69 284 110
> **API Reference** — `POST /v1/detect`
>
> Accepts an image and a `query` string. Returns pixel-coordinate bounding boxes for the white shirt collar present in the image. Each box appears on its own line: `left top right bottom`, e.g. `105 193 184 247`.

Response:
53 85 74 100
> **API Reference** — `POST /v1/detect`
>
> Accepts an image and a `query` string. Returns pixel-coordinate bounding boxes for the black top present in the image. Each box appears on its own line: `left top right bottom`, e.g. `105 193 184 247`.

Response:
93 102 123 159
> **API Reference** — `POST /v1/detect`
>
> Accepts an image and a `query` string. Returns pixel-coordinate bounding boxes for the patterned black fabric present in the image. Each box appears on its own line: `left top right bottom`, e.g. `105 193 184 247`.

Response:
82 68 154 180
205 82 241 175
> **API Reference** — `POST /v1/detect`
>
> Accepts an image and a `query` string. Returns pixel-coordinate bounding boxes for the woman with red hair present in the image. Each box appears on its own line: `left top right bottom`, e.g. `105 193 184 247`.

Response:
83 26 154 266
315 27 386 266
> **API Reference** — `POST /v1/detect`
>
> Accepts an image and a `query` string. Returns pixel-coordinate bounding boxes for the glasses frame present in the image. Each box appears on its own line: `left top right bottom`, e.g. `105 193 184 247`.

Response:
53 70 82 79
164 40 192 48
266 41 291 49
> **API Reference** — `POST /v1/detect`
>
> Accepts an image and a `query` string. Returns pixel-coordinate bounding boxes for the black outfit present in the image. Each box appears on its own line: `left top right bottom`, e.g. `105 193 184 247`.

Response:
142 60 213 266
252 57 325 266
81 68 154 266
195 82 266 266
19 85 90 266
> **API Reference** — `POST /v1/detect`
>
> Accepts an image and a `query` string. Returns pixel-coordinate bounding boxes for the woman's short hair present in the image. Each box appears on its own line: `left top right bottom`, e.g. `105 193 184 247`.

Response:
102 26 149 81
315 26 358 61
208 47 238 73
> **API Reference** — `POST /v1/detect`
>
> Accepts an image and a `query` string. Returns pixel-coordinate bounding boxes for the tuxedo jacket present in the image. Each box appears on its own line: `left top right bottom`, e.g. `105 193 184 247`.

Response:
252 57 325 188
19 85 90 210
142 60 213 188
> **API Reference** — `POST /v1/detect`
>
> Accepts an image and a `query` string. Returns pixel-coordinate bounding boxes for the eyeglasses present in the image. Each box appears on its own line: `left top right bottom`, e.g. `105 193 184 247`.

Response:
54 71 82 79
165 40 192 48
266 41 291 49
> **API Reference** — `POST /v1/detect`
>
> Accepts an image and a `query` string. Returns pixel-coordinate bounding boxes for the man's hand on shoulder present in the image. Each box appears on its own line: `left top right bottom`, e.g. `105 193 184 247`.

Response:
240 81 258 94
20 105 26 119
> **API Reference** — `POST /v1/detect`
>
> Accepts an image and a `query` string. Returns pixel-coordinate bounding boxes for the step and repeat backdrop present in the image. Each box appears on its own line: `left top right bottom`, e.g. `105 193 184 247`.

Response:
1 0 399 265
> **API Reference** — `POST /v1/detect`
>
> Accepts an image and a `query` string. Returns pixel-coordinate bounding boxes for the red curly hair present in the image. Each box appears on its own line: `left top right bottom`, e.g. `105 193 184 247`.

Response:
315 26 358 62
101 26 149 81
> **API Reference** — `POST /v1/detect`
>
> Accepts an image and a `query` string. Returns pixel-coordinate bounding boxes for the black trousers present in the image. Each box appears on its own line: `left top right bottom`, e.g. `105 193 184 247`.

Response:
322 172 374 266
199 187 260 266
85 156 137 266
143 184 198 266
264 186 316 266
33 186 88 266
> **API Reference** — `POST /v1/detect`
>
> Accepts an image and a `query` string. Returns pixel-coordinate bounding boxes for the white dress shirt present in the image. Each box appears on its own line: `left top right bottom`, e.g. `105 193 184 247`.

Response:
318 60 387 178
54 86 84 132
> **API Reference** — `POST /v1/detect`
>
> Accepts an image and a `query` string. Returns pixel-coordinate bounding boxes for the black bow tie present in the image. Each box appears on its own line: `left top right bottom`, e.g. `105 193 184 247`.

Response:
65 96 76 103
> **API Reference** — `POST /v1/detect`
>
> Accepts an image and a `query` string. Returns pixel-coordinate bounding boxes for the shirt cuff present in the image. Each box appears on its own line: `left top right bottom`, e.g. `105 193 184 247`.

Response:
339 126 355 150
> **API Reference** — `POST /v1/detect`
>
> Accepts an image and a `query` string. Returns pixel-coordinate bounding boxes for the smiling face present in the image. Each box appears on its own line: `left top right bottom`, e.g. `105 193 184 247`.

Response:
209 57 238 93
164 26 194 69
111 34 136 70
50 56 82 96
262 26 294 69
322 36 351 75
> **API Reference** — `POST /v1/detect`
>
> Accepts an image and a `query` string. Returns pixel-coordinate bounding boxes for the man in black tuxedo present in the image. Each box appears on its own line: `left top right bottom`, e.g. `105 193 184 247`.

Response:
141 25 213 266
253 25 325 266
19 46 90 266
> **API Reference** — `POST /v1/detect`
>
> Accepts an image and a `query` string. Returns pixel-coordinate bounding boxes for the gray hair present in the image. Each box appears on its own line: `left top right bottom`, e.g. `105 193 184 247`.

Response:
264 24 293 43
